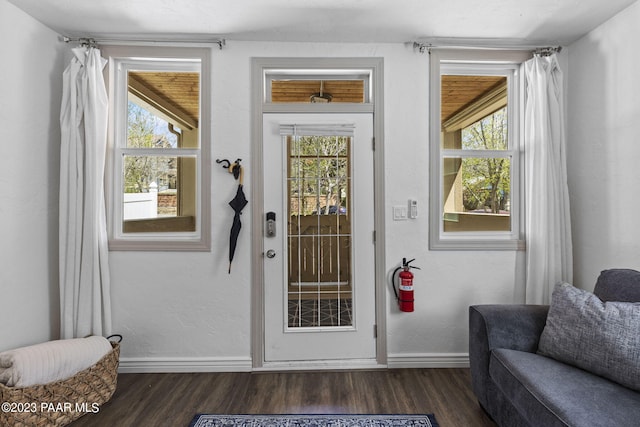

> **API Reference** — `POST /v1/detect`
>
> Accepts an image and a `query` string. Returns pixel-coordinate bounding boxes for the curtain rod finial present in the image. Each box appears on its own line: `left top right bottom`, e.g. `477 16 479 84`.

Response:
534 46 562 56
412 42 430 54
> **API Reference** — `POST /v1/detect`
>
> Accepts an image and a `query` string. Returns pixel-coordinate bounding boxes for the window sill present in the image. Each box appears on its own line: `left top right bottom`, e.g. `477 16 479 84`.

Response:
123 216 195 233
109 216 209 251
429 237 525 251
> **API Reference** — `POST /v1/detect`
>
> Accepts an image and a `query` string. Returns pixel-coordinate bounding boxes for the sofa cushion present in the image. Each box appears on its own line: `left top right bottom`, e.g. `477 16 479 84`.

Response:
594 268 640 302
538 282 640 391
490 349 640 427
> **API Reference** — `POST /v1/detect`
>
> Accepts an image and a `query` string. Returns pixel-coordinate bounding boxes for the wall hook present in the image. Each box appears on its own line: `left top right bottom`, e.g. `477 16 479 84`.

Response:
216 158 232 169
216 158 243 181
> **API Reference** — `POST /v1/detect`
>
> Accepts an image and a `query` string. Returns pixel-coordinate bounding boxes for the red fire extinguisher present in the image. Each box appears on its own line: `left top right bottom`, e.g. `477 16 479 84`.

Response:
392 258 420 312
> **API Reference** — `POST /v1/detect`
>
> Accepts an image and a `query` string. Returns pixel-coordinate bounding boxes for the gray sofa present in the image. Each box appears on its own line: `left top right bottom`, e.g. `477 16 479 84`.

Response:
469 269 640 427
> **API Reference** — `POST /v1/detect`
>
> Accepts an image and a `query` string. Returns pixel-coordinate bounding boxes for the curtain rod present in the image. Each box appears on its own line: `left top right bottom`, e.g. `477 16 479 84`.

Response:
533 46 562 56
62 36 98 48
412 40 562 55
62 36 226 50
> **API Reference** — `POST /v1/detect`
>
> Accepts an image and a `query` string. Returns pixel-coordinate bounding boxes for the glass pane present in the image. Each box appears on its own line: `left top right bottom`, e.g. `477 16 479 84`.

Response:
287 134 352 328
122 155 197 233
288 178 320 218
127 101 179 148
442 157 511 232
288 298 353 328
440 74 507 149
272 80 365 103
121 70 200 235
462 107 508 150
127 71 200 149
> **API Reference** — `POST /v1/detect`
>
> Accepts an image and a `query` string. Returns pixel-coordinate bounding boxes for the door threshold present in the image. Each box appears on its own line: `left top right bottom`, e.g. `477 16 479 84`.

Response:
255 359 386 372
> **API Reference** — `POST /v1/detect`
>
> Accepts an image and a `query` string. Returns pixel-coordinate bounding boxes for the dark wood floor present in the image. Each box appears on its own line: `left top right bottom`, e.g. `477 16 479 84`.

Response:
70 369 496 427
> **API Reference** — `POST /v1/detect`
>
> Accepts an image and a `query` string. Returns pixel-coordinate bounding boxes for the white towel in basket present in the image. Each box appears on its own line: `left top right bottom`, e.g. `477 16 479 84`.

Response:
0 336 112 387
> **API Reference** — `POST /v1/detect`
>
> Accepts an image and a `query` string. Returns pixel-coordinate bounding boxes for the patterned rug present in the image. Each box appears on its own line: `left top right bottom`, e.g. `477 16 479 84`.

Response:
189 414 439 427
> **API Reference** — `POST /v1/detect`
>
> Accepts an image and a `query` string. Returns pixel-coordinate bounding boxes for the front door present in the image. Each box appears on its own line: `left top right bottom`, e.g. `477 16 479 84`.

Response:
262 113 376 364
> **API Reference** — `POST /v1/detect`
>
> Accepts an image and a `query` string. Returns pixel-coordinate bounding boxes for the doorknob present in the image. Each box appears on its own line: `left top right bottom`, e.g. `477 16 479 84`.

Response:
265 249 276 259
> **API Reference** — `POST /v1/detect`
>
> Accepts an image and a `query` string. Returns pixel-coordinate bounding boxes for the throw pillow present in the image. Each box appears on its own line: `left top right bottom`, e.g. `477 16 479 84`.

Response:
538 282 640 391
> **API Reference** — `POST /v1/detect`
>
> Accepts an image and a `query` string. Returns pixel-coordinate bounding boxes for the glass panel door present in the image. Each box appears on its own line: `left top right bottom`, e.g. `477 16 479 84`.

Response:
263 114 376 363
287 134 352 328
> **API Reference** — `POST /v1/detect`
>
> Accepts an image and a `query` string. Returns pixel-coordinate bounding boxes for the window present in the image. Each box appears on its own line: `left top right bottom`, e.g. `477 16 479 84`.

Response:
264 70 371 104
430 50 527 250
104 46 211 250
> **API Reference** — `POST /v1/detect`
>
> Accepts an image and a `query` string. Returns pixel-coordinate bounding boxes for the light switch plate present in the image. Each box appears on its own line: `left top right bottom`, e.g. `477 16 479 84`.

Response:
393 205 408 220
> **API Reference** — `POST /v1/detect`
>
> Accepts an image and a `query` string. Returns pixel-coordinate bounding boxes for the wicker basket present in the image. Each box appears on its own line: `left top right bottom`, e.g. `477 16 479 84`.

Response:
0 341 120 427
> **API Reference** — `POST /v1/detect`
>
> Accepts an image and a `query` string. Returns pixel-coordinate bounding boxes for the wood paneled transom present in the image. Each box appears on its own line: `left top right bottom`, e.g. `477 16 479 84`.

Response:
271 80 365 103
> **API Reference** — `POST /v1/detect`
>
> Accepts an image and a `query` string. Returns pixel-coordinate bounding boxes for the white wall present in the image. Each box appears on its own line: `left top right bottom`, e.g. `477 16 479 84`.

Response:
0 0 65 351
110 41 522 370
3 0 637 374
567 1 640 290
0 0 531 364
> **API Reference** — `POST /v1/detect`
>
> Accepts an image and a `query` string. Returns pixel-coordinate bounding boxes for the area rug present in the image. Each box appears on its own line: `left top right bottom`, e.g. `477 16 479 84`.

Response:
189 414 439 427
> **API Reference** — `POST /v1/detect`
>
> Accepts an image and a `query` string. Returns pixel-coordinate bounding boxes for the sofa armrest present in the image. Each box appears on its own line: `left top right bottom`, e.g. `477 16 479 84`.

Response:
468 304 549 410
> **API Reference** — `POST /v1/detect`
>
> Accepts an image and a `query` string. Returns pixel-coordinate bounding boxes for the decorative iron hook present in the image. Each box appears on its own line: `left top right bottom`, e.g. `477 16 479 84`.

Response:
216 158 243 180
216 158 232 169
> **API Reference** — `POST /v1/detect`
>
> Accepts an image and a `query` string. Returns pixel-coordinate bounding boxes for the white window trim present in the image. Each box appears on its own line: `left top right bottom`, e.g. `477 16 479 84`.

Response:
103 45 211 251
429 49 528 251
250 57 387 368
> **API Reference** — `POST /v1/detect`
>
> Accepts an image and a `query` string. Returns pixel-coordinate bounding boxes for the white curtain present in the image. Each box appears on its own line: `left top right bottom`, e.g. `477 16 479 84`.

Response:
523 53 573 304
59 46 112 338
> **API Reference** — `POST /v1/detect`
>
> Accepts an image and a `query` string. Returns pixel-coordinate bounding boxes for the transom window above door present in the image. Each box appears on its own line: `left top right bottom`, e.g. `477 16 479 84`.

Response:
264 70 372 104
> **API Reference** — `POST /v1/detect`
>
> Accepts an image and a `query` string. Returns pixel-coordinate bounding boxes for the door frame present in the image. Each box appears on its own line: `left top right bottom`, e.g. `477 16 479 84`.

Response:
250 57 386 370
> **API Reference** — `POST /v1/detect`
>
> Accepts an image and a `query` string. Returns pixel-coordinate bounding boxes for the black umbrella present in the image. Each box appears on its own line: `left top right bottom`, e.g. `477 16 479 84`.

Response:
216 158 248 274
228 181 248 274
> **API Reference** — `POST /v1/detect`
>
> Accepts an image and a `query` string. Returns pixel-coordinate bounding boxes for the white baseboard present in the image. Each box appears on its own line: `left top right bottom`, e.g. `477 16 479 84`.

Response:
117 354 468 373
118 356 253 373
255 358 385 372
387 353 470 369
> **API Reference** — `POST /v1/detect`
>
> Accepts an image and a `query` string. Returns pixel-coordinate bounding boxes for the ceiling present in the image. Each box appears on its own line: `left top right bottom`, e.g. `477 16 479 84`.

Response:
7 0 638 45
441 75 505 123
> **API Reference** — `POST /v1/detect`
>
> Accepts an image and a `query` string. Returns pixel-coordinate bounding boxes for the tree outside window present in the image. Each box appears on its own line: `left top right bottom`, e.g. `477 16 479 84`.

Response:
125 102 178 198
460 107 510 215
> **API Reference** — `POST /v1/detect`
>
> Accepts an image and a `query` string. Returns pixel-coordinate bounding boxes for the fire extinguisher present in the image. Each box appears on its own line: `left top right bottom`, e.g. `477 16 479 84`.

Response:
392 258 420 312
